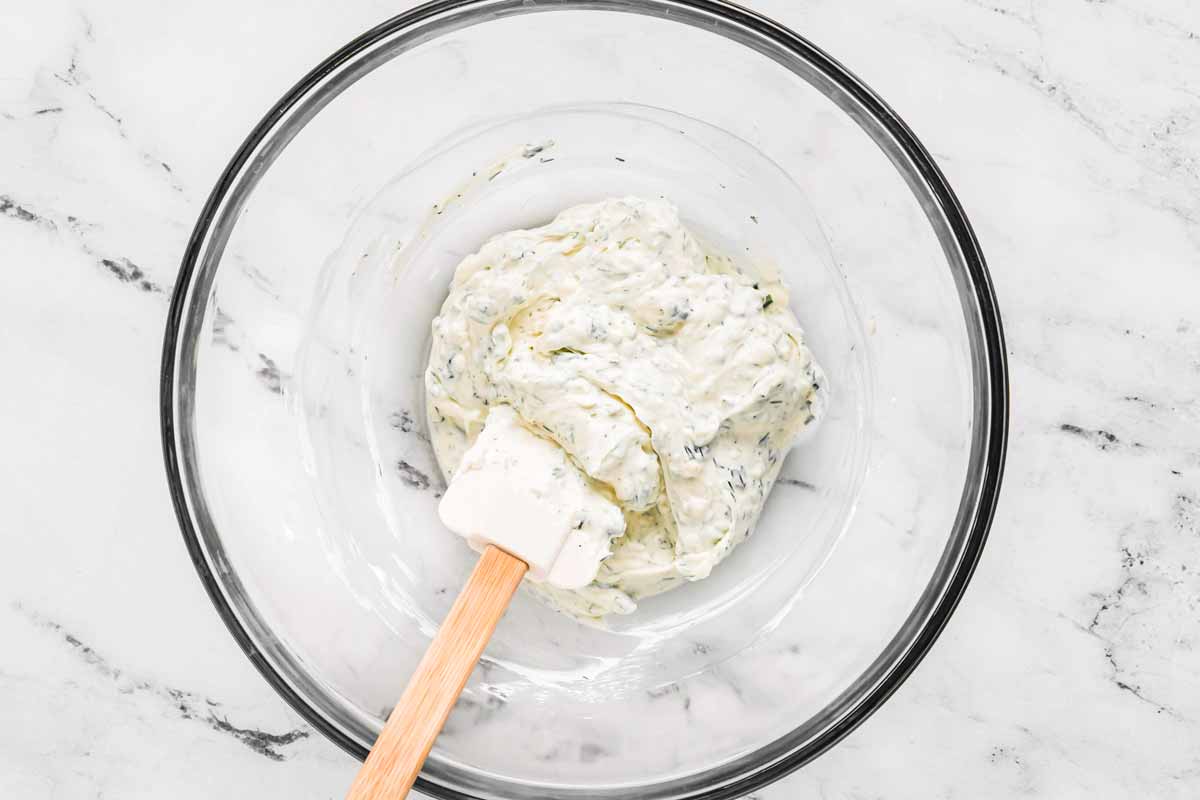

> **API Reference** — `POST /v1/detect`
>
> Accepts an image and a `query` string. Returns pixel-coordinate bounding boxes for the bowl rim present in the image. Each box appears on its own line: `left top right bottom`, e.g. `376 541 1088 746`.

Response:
160 0 1009 796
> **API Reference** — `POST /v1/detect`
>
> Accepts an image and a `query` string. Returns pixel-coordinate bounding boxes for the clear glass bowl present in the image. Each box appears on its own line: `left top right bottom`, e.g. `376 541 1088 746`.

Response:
160 2 1008 798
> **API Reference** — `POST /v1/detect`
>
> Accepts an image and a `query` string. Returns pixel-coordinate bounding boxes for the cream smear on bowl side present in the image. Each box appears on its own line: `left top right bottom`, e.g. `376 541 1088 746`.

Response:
426 196 826 620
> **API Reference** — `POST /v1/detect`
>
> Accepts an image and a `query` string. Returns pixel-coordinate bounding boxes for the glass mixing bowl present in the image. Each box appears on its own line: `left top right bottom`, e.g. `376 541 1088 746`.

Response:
160 1 1008 797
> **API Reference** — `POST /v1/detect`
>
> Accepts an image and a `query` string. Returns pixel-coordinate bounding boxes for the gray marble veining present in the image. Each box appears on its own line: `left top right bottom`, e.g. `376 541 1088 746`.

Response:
2 0 1199 797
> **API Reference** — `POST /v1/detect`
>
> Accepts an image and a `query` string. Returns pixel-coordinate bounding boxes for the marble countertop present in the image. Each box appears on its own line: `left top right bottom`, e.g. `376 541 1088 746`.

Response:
3 0 1199 797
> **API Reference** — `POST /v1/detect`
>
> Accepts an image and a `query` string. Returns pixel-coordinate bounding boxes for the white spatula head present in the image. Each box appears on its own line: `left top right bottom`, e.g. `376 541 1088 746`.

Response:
438 405 625 588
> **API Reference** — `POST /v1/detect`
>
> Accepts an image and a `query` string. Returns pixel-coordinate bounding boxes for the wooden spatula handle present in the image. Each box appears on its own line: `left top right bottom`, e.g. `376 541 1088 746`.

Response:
346 545 527 799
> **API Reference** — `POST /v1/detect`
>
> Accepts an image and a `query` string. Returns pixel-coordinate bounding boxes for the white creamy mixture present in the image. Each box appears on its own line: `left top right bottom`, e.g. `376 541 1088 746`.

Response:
426 197 825 619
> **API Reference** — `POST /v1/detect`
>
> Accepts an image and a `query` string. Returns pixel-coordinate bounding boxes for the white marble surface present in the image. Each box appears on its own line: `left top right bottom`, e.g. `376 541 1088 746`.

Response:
2 0 1199 797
